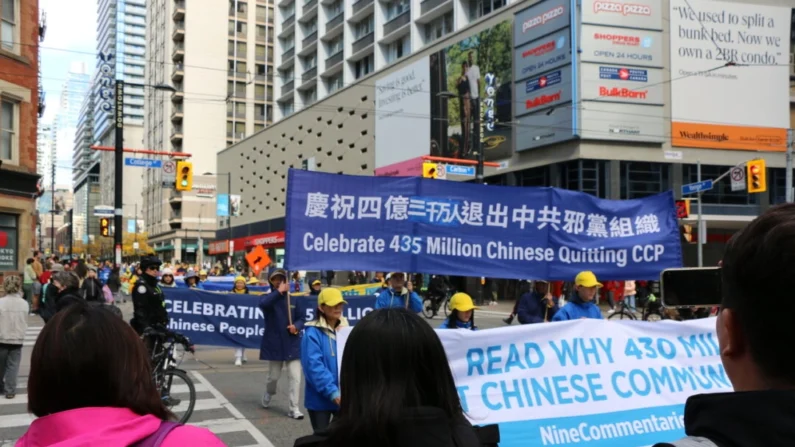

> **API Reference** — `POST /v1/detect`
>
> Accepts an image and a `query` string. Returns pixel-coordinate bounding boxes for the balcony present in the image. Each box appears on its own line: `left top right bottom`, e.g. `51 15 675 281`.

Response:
171 63 184 81
301 66 317 83
417 0 452 23
279 0 295 6
229 9 247 19
171 87 184 103
351 0 374 19
382 10 410 39
228 70 247 80
172 20 185 40
171 41 184 61
281 80 295 96
173 0 185 20
170 103 184 122
228 90 247 100
170 124 184 143
323 13 344 40
322 51 343 77
299 0 318 22
280 14 296 37
350 32 374 56
227 108 246 119
279 48 296 69
300 31 317 55
255 73 274 83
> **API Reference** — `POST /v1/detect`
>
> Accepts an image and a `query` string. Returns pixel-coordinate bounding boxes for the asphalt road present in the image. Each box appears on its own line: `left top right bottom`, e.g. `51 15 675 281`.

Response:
0 301 515 447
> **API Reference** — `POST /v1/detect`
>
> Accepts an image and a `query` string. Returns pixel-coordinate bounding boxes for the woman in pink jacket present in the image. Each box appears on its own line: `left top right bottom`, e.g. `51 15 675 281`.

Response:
16 303 225 447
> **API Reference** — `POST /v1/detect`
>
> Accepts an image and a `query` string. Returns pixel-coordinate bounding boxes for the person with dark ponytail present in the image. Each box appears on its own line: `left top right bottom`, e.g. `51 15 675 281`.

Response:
438 293 478 331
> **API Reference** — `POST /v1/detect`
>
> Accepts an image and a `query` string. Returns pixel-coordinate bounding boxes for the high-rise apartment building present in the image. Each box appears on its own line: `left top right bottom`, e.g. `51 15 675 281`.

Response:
143 0 276 263
53 62 89 185
37 122 54 186
273 0 506 120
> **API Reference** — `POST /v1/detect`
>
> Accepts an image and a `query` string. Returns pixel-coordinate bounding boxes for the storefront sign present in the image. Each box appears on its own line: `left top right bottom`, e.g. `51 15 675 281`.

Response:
514 28 572 81
515 65 573 118
514 0 571 47
580 25 663 68
581 64 664 105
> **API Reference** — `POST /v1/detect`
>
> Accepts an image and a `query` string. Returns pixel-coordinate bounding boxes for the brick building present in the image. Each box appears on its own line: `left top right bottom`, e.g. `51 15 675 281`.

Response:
0 0 41 280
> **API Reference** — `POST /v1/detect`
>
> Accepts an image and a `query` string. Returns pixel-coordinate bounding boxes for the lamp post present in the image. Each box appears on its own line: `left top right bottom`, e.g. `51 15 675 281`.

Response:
113 81 176 266
203 172 232 266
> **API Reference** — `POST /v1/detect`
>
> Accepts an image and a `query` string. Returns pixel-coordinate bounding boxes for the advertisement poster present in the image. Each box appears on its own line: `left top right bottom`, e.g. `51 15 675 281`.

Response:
581 64 664 105
430 20 513 162
669 0 790 150
374 58 431 169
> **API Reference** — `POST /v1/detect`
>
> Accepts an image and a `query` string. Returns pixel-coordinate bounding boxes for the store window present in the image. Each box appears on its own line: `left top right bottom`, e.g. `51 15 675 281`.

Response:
0 213 18 271
620 162 670 199
561 160 607 198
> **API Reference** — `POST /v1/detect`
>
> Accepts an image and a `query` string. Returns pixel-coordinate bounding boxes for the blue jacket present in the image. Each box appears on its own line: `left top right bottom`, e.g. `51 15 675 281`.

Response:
375 288 423 312
258 290 305 361
438 318 476 330
301 317 348 412
517 292 559 324
552 298 603 321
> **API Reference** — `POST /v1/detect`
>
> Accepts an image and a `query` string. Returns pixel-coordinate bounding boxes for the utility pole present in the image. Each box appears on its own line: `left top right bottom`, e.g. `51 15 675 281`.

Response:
696 160 703 267
786 129 793 203
114 80 124 266
50 162 55 255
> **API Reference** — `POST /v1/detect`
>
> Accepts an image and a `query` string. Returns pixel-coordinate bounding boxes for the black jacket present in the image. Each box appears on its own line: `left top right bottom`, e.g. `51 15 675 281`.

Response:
55 287 84 312
653 391 795 447
81 277 104 303
294 407 493 447
130 274 168 334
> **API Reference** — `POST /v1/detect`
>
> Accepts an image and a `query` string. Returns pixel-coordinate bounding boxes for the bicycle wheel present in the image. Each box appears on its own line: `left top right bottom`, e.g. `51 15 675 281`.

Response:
421 298 435 319
608 310 636 320
643 309 663 322
160 369 196 423
443 297 451 317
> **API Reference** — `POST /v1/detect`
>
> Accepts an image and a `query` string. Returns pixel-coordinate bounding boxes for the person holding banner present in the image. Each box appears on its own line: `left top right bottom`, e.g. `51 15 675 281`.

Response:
184 271 204 290
374 272 423 313
259 269 305 420
159 268 177 288
301 288 349 433
438 293 478 331
232 276 251 367
516 280 558 324
551 271 604 322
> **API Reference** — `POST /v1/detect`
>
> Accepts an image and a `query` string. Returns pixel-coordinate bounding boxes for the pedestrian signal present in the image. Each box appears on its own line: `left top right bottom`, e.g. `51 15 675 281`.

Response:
422 162 437 179
746 159 766 193
100 218 111 237
681 224 694 244
176 161 193 191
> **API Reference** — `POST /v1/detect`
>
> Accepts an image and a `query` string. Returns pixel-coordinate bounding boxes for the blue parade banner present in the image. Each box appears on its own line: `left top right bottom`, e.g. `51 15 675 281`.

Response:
172 279 272 294
285 170 682 280
163 288 376 348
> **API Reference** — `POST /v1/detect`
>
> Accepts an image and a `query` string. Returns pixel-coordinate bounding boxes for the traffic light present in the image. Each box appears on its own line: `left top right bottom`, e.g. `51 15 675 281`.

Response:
681 224 694 244
422 162 437 179
675 199 690 219
176 161 193 191
99 218 111 237
747 159 766 193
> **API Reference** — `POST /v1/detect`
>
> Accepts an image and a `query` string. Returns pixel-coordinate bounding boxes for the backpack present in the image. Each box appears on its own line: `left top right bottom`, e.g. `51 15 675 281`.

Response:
668 437 718 447
132 421 182 447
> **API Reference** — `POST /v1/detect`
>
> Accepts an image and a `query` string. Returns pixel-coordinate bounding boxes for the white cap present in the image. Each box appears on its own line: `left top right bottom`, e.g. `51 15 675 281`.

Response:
161 268 174 276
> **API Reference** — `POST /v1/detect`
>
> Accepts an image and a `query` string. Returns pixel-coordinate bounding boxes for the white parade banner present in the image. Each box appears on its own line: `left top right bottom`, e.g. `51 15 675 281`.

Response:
338 318 725 447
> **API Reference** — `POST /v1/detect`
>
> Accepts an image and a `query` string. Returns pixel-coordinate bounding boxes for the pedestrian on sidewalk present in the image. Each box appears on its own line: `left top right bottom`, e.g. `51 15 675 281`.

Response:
16 302 225 446
22 258 37 315
259 269 306 420
302 288 348 433
232 276 250 367
0 275 28 399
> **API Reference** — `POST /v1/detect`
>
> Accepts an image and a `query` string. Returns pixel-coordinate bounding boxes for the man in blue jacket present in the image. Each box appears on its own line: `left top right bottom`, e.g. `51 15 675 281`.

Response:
259 268 306 420
552 271 604 321
517 280 558 324
374 272 423 312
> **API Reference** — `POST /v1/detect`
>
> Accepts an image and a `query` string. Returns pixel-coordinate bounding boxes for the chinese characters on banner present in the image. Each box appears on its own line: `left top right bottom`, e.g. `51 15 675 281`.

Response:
286 170 682 280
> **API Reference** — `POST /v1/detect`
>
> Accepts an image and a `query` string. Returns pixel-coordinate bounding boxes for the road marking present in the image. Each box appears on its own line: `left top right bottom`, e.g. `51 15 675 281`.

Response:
172 398 221 413
0 413 34 429
193 417 251 434
0 395 25 406
191 371 275 447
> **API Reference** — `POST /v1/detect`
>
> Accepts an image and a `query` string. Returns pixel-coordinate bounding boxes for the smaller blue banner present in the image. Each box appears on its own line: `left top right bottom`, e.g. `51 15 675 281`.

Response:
163 288 376 348
125 158 163 168
217 194 230 217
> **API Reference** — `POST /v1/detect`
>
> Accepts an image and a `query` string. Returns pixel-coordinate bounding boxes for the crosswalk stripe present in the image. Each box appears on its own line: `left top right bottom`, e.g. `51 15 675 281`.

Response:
172 398 221 413
193 418 251 434
170 383 207 394
0 413 34 429
0 395 25 406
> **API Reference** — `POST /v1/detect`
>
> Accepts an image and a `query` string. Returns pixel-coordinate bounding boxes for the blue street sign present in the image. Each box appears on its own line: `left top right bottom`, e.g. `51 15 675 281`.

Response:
681 179 713 195
124 158 163 168
445 165 476 177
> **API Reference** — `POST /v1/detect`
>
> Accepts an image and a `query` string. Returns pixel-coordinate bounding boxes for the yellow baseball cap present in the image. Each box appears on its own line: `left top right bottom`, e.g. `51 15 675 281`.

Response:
235 275 246 284
575 271 603 288
318 288 347 308
449 293 478 312
312 279 322 286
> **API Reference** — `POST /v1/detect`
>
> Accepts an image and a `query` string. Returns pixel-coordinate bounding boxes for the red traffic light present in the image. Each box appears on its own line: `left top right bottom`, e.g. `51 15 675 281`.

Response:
750 165 760 175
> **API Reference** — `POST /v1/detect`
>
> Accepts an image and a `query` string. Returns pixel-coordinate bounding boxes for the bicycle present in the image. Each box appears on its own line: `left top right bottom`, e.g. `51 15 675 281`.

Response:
607 298 637 320
422 288 453 319
143 326 197 423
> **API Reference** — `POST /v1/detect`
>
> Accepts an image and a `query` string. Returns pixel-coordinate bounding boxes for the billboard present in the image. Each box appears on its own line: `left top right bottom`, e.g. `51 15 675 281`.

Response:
516 105 576 151
514 27 572 81
669 0 790 150
375 58 431 168
374 156 424 177
581 0 663 31
579 25 663 68
581 64 664 105
580 103 665 143
513 0 571 46
514 66 573 118
429 19 513 162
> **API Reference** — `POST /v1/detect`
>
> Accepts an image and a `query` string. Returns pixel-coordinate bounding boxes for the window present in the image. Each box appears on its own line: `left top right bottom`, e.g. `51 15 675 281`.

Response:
328 35 343 55
327 0 343 17
561 160 608 198
354 54 374 79
1 0 16 52
281 101 295 116
280 37 294 51
0 99 16 162
386 0 409 21
302 53 317 69
0 213 18 271
327 73 343 93
620 162 669 199
256 44 266 58
301 87 317 105
354 15 374 39
303 20 318 34
256 5 267 21
256 25 267 40
228 60 247 73
255 84 266 99
469 0 506 20
386 36 408 63
424 12 453 44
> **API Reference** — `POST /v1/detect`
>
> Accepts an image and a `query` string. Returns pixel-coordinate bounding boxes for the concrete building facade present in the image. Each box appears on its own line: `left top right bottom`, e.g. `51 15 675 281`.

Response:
143 0 277 262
